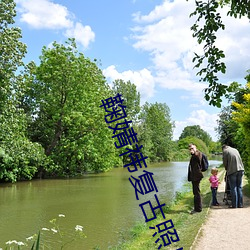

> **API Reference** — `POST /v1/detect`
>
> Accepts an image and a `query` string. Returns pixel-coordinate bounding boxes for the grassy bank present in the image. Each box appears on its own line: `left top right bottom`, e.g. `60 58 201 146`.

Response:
108 168 225 250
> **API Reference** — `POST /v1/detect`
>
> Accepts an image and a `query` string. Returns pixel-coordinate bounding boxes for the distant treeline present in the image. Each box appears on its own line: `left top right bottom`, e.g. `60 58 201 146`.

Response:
1 1 249 183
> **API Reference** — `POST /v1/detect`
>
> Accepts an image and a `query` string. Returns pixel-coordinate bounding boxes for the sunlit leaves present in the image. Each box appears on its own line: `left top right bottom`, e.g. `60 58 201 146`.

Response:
189 0 250 107
138 102 174 162
0 0 47 182
24 39 119 174
179 125 212 146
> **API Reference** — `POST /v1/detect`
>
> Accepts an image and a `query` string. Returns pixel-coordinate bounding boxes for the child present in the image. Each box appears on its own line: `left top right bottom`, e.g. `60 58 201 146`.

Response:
209 168 220 206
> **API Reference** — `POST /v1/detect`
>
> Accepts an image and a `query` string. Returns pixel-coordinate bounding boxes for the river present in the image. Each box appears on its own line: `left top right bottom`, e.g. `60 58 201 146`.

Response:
0 159 222 249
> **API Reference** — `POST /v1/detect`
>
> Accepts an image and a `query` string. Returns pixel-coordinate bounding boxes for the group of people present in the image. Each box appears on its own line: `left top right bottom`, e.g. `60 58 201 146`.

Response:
188 143 244 214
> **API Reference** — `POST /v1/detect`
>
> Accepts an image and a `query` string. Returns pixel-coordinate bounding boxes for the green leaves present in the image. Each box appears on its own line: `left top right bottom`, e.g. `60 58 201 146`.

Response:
0 0 47 182
189 0 249 107
138 102 174 162
179 125 212 146
227 0 250 18
24 39 119 175
112 79 141 122
190 0 227 107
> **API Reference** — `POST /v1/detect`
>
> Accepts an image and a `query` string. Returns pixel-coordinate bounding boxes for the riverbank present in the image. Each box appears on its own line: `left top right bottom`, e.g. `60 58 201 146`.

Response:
109 168 225 249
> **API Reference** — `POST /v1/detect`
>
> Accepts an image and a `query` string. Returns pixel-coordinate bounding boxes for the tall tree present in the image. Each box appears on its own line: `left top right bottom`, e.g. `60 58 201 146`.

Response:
216 106 240 147
110 79 140 164
24 39 120 175
230 76 250 176
0 0 27 109
0 0 47 182
179 125 212 146
178 136 209 156
112 79 140 122
216 72 250 149
139 102 174 162
189 0 250 107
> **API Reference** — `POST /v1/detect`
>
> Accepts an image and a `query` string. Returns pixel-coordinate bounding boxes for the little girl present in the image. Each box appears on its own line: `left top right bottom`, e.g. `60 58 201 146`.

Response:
209 168 220 206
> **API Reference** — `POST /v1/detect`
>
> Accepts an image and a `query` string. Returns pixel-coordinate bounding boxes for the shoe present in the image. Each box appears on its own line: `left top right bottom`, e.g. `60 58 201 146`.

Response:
190 209 202 214
238 205 243 208
228 205 236 208
212 203 220 206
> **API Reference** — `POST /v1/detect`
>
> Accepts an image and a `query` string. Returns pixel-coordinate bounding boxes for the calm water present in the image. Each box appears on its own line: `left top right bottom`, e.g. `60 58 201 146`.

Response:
0 160 221 249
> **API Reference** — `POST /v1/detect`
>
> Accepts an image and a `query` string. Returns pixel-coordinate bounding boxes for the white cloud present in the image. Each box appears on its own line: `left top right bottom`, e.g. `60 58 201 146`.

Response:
130 0 250 94
173 110 219 141
16 0 73 29
16 0 95 49
214 7 250 81
65 22 95 48
131 0 198 90
127 0 249 140
103 65 155 103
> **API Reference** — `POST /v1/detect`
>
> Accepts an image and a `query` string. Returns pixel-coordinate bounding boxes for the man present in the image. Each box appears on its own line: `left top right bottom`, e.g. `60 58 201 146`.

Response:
222 144 244 208
188 143 204 214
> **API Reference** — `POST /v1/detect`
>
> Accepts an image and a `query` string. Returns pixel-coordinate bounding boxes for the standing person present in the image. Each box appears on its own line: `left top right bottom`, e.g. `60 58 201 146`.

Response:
222 144 244 208
209 168 220 206
188 143 204 214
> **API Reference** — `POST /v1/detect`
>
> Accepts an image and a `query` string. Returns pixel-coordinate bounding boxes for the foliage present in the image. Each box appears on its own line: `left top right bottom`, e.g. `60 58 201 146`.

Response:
138 102 174 162
209 141 222 154
189 0 250 107
179 125 212 146
178 136 209 156
0 0 27 109
216 106 240 147
23 39 120 175
231 81 250 176
172 148 190 161
215 72 250 176
111 79 140 122
0 0 49 182
111 79 141 165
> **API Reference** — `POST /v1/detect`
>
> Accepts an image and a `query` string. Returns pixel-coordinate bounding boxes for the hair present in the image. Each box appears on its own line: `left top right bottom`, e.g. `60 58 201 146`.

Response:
211 167 218 174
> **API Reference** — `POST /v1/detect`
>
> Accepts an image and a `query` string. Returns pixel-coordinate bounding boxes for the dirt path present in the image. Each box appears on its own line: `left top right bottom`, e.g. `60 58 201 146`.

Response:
192 174 250 250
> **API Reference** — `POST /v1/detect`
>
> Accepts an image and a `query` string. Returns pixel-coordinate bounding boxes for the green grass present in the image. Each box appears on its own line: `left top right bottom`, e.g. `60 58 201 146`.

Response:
108 169 226 250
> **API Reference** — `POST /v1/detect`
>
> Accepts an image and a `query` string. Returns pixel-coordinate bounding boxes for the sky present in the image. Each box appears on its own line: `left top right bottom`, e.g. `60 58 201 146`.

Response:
14 0 250 141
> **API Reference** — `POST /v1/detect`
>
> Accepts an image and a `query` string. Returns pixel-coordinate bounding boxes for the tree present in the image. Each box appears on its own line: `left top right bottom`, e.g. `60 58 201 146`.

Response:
110 79 141 165
0 0 48 182
0 0 27 109
111 79 140 122
190 0 250 107
216 106 240 147
231 81 250 176
178 136 209 156
24 39 120 175
179 125 212 146
216 72 250 149
138 102 174 162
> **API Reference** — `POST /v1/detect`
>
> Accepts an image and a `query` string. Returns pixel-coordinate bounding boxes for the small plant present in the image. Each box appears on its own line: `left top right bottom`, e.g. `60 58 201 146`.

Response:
1 214 86 249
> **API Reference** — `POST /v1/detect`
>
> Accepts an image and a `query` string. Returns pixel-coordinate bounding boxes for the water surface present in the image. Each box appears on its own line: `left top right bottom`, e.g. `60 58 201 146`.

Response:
0 160 221 249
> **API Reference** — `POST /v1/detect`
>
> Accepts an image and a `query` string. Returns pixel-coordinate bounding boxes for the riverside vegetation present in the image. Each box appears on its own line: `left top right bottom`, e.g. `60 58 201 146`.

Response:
1 0 204 183
1 214 86 250
2 0 250 185
1 0 250 249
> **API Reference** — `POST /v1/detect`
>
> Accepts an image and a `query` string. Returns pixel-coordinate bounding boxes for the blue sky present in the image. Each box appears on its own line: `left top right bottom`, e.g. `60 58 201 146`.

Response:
14 0 250 141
